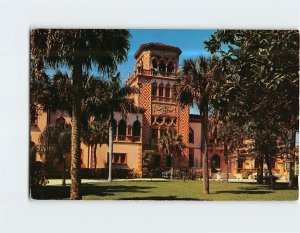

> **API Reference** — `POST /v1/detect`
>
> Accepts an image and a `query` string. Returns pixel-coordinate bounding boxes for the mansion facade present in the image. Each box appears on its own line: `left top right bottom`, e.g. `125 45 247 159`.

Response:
30 42 298 179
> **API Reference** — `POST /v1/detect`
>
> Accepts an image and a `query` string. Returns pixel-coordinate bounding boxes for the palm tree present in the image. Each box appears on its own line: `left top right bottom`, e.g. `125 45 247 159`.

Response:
31 29 130 199
159 128 186 180
176 56 221 194
99 73 138 182
81 119 108 170
39 122 71 186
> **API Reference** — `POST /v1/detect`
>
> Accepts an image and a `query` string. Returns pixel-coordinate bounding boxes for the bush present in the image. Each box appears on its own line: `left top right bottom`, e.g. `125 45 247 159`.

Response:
30 161 48 187
80 168 139 179
171 168 202 180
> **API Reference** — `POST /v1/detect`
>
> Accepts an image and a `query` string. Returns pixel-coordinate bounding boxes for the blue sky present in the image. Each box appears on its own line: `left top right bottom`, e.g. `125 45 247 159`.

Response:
117 29 215 82
117 29 216 114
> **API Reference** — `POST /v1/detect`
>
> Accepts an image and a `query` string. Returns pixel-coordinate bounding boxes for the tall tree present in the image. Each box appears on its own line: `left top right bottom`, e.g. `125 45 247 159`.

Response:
81 119 108 170
205 30 299 188
97 73 138 182
176 56 222 194
31 29 130 199
158 128 186 180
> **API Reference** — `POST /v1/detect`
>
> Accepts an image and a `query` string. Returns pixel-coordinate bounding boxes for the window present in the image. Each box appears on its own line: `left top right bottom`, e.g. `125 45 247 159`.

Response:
167 63 174 73
189 127 194 143
152 59 158 69
133 120 141 137
158 83 164 97
159 61 166 72
118 119 126 141
152 82 157 96
211 154 221 173
165 84 170 98
189 148 194 167
107 153 127 164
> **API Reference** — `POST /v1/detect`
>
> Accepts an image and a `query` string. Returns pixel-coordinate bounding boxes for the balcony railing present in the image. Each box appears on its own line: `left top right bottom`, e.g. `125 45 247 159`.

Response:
112 135 142 143
152 96 174 103
136 68 177 78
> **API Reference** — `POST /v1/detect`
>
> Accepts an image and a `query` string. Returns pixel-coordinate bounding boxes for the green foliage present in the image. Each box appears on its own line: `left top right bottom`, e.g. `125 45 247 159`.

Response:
142 150 161 178
39 122 71 161
29 141 48 187
205 30 299 179
159 128 186 162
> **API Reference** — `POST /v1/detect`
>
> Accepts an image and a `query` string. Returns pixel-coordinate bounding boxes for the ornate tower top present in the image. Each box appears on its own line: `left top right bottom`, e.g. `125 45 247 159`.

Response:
134 42 182 59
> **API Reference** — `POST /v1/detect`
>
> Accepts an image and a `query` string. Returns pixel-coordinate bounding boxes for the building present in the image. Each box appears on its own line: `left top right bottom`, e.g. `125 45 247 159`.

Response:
30 42 298 179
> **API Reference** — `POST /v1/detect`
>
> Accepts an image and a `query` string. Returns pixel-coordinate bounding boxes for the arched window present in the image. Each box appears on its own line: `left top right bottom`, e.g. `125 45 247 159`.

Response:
159 61 166 72
158 83 164 97
118 119 126 141
56 116 66 125
167 63 174 73
189 127 194 143
152 82 157 96
211 154 221 172
165 84 170 98
152 59 158 69
133 120 141 137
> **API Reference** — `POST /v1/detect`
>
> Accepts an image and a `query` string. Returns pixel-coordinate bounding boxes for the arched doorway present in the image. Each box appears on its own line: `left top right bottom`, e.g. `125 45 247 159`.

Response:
211 154 221 173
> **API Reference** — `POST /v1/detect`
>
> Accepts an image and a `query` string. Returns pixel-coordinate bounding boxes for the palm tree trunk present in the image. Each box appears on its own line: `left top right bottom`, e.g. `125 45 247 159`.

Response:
289 129 296 188
257 154 264 184
62 154 66 187
108 112 114 182
94 144 97 170
70 64 82 200
170 155 173 180
266 156 274 190
224 142 229 183
201 103 209 194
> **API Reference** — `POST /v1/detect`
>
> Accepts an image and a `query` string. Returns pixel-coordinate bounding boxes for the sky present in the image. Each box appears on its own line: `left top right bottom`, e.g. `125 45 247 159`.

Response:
117 29 216 114
117 29 215 81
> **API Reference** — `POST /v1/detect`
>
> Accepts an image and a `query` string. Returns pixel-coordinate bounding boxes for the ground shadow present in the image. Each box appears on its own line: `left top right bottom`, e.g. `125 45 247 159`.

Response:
119 196 205 201
214 190 273 195
30 184 154 200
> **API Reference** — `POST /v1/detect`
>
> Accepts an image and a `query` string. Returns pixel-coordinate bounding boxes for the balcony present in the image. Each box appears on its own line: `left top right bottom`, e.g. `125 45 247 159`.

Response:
152 96 174 103
136 68 177 78
113 135 142 143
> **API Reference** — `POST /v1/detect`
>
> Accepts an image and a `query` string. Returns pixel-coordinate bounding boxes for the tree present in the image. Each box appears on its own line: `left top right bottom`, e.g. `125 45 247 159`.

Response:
176 56 222 194
39 122 71 186
81 119 108 170
97 73 138 182
158 128 186 180
205 30 299 188
142 150 161 181
31 29 130 199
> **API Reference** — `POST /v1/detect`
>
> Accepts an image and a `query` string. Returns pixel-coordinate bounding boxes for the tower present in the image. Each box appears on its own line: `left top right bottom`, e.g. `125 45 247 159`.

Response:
126 43 189 167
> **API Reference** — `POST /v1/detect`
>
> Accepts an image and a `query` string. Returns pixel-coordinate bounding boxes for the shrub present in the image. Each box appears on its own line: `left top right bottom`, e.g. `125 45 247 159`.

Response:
172 168 202 180
30 161 48 187
80 168 139 179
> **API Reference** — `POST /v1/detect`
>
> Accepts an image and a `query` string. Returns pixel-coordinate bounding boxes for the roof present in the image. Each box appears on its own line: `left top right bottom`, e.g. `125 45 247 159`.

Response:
134 42 182 59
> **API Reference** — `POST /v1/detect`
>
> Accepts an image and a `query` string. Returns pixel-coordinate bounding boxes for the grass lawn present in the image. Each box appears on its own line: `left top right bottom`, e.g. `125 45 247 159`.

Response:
30 180 298 201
